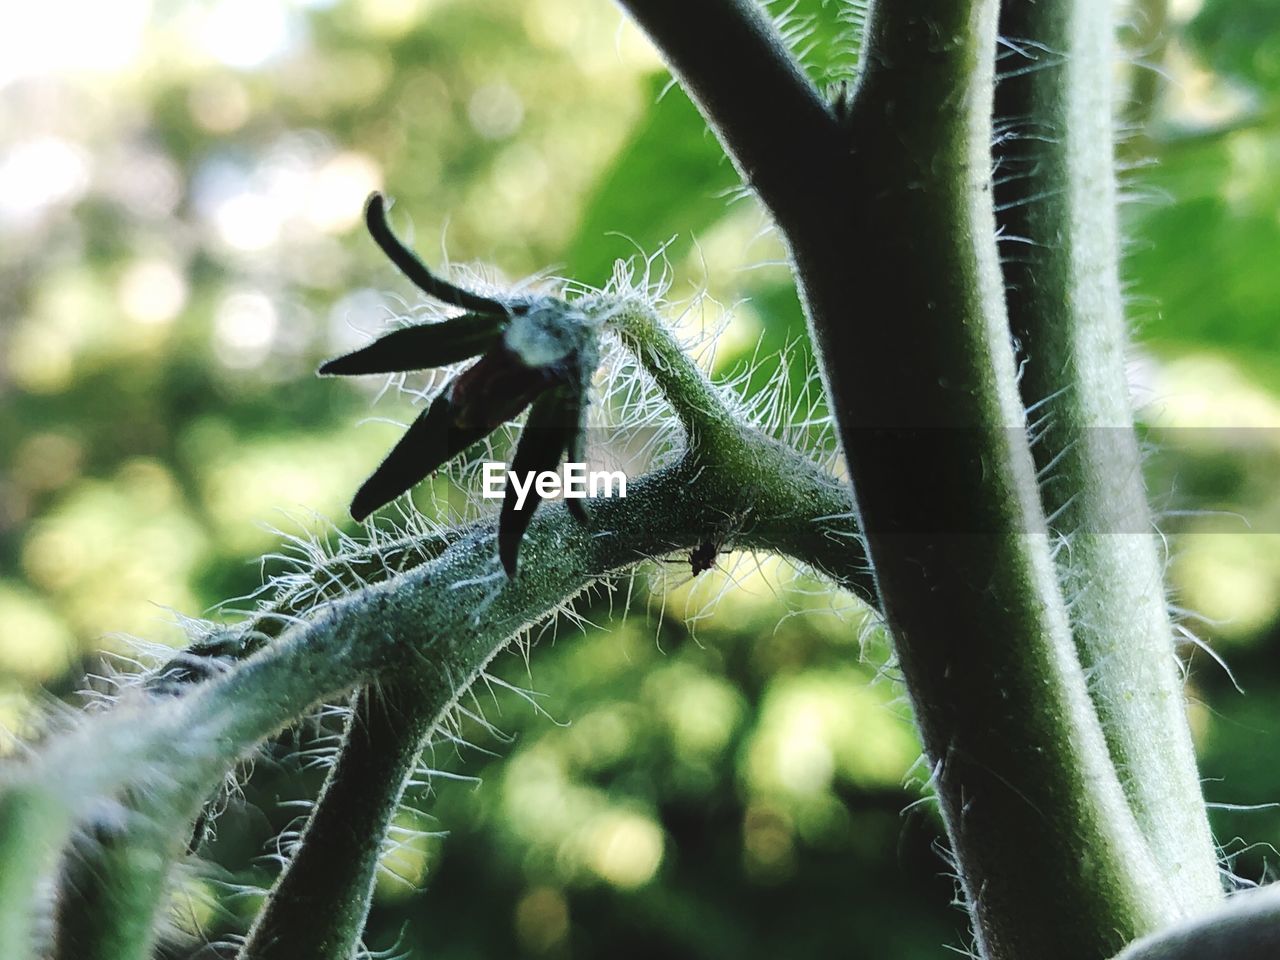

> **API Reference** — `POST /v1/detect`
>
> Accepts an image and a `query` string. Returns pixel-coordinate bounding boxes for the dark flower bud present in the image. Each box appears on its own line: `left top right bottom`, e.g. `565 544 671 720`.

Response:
321 192 599 575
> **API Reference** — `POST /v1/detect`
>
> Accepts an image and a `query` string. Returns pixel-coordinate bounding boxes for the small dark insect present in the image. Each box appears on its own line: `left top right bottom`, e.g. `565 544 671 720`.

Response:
689 539 719 576
320 192 597 577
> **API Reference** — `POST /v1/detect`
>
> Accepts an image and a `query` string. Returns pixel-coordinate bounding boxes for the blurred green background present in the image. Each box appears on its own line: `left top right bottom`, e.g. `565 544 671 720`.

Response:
1 0 1278 956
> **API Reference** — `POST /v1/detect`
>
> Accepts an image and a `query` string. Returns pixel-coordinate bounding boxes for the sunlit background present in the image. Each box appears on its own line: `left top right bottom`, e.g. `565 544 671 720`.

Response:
1 0 1278 956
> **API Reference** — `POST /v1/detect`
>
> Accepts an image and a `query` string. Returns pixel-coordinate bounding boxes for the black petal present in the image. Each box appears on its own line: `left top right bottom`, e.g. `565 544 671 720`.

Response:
319 313 505 376
350 392 491 522
498 391 576 576
365 193 521 317
449 343 560 429
562 387 589 523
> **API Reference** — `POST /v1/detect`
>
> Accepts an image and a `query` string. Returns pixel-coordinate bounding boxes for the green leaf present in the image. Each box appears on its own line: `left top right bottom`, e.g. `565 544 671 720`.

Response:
1127 125 1280 366
1189 0 1280 96
565 75 741 285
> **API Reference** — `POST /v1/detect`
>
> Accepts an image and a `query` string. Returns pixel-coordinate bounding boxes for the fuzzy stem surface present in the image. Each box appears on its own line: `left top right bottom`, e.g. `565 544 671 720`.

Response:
1 307 870 959
622 0 1194 953
994 0 1221 911
238 684 436 960
1111 886 1280 960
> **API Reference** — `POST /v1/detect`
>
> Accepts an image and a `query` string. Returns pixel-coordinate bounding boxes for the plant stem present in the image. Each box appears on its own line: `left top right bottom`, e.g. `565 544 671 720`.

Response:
238 684 437 960
0 785 62 960
41 525 466 960
231 303 874 960
994 0 1221 912
50 787 192 960
1111 886 1280 960
806 4 1176 953
614 0 839 220
1 343 871 960
620 0 1194 953
146 524 465 691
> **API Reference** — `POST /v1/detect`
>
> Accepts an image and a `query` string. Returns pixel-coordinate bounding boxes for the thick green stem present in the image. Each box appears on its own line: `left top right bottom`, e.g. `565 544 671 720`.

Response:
50 787 193 960
1111 886 1280 960
995 0 1220 911
619 0 1181 951
0 786 62 960
238 684 436 960
788 3 1175 956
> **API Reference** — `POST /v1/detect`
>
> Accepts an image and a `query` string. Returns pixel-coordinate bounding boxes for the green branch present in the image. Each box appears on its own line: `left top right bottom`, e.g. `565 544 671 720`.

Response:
41 527 465 960
615 0 840 227
601 0 1191 952
783 1 1174 954
238 684 437 960
50 787 188 960
0 304 872 960
994 0 1221 912
0 786 62 960
1111 887 1280 960
230 301 874 960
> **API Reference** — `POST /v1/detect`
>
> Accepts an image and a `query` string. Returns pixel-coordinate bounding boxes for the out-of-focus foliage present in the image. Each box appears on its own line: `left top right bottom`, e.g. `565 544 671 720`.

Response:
0 0 1277 956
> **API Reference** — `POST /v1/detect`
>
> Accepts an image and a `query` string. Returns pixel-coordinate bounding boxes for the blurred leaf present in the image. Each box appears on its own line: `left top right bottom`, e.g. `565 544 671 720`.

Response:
1127 126 1280 368
565 75 739 285
1189 0 1280 95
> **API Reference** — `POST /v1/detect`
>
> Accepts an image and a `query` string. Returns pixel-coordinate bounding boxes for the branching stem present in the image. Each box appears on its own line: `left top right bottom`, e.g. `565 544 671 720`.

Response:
1 303 871 960
994 0 1221 911
622 0 1202 955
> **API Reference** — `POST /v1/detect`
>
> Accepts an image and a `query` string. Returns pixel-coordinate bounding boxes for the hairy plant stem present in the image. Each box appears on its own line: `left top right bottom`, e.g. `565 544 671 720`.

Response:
1110 886 1280 960
238 684 435 960
1 305 871 960
0 786 64 960
40 528 465 960
995 0 1220 911
614 0 841 221
618 0 1187 955
824 7 1175 951
50 788 190 960
147 524 466 690
236 299 873 960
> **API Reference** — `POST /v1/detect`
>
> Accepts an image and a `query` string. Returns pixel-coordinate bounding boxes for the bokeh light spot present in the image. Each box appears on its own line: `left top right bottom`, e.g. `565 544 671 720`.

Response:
0 137 91 227
514 886 570 953
0 583 75 682
584 812 663 889
213 291 279 368
118 258 189 326
306 151 383 234
468 83 525 140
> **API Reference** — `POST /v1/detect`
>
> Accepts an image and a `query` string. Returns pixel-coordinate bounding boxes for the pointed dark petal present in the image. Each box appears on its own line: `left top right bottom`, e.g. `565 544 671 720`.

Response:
498 393 575 576
449 344 557 429
365 193 518 317
350 392 489 522
319 314 505 376
562 388 589 524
